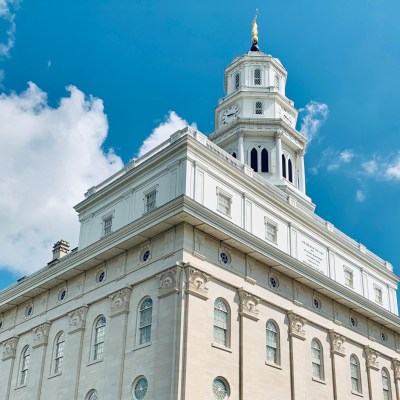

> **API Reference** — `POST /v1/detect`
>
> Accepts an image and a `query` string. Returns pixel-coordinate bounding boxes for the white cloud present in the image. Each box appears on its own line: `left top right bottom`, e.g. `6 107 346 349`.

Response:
137 111 196 158
0 0 19 57
362 160 378 175
339 150 354 163
0 82 123 275
356 190 366 202
385 156 400 180
299 101 329 142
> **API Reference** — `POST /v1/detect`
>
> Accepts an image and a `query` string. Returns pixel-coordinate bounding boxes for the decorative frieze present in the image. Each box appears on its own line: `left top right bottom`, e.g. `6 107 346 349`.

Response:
109 287 132 317
184 265 210 300
157 266 181 298
32 322 51 348
237 289 260 321
2 337 19 361
68 305 89 334
364 346 380 370
287 311 306 340
328 330 346 357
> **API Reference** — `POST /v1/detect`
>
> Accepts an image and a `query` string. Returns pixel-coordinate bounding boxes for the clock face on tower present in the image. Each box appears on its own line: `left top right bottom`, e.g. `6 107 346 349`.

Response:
220 103 240 126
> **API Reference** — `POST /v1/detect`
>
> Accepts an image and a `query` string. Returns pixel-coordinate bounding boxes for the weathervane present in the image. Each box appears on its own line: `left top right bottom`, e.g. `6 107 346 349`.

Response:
251 9 260 52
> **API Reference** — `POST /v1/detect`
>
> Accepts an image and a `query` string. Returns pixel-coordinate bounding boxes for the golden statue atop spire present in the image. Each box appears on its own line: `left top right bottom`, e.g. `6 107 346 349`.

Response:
250 9 260 52
252 10 259 44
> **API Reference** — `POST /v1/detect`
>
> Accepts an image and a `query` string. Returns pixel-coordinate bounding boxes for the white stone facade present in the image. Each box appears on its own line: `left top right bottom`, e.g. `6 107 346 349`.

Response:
0 45 400 400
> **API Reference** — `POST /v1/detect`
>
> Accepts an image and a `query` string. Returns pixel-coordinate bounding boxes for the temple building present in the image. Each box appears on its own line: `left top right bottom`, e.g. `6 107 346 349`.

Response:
0 17 399 400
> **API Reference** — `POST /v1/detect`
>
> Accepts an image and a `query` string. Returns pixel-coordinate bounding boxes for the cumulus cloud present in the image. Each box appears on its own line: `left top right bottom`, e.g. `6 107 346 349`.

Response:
137 111 196 157
0 82 123 275
355 190 366 203
299 101 329 142
385 156 400 180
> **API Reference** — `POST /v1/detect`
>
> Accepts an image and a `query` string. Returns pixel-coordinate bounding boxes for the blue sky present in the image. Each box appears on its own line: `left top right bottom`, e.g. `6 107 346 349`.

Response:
1 0 400 293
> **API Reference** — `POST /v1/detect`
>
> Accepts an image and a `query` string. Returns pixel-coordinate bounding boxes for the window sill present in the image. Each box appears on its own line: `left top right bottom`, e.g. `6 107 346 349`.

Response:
87 358 103 366
265 361 282 370
351 390 363 397
48 372 62 380
212 342 232 353
216 209 232 219
15 384 27 390
312 377 326 385
133 342 152 351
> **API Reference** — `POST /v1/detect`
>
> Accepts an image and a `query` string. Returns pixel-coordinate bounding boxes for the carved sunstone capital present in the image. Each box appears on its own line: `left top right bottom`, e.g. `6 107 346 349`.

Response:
237 289 260 321
184 265 210 300
68 305 89 334
364 346 380 370
109 287 132 317
392 359 400 380
287 311 306 340
157 266 181 298
32 322 51 348
2 336 19 361
328 330 346 357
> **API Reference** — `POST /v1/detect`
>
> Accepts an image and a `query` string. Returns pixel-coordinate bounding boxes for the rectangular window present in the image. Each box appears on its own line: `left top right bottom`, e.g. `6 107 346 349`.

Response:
145 190 157 212
217 192 231 216
344 268 353 288
103 216 112 236
374 286 383 304
265 221 278 243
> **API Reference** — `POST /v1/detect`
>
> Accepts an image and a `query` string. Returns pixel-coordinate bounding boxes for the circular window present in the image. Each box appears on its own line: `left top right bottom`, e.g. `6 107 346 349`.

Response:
25 306 33 317
142 250 151 262
96 271 106 283
313 298 321 310
133 377 148 399
58 289 67 301
212 378 229 400
269 277 278 288
350 316 358 327
220 252 230 265
381 331 387 342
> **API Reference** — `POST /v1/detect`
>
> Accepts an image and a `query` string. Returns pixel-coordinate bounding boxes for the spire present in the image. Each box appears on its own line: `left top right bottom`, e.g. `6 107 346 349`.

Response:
250 10 260 52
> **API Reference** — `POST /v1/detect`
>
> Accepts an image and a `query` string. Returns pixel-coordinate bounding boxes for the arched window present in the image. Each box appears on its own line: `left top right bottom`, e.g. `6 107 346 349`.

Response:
19 346 30 385
86 390 98 400
234 73 240 90
255 101 263 115
250 148 258 172
311 339 323 380
350 355 362 393
254 68 261 85
231 152 237 159
214 298 229 347
382 369 391 400
266 320 279 364
139 298 153 345
261 149 269 172
93 316 106 361
53 331 65 374
282 154 287 178
288 159 293 182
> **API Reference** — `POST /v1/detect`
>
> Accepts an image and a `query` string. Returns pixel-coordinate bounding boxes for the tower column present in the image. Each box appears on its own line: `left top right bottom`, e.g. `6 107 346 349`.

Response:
238 134 244 163
298 150 306 193
275 130 283 178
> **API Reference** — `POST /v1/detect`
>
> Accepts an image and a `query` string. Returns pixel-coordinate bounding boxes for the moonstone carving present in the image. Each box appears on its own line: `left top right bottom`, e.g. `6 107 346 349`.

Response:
68 306 89 334
364 346 379 370
328 330 346 357
1 337 19 360
157 266 181 298
32 322 51 348
185 265 210 300
287 311 306 340
238 289 260 321
109 287 132 317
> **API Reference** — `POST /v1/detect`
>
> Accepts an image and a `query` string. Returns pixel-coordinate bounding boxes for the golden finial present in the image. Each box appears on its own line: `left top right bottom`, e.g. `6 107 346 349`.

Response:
252 9 259 44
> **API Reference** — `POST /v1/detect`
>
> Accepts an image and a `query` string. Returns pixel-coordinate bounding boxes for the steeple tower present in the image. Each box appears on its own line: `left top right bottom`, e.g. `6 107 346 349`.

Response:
209 16 314 211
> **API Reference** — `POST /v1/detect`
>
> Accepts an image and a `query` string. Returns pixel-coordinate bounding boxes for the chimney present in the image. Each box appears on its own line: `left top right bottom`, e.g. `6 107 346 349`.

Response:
52 240 70 261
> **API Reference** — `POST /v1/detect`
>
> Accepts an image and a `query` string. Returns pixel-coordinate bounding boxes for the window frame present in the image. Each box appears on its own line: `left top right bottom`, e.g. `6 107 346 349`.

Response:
18 346 30 386
350 354 362 394
216 188 232 217
344 267 354 288
101 211 114 237
255 101 263 115
52 331 65 375
254 68 262 85
374 284 383 304
382 368 392 400
265 218 278 244
234 73 240 90
138 297 153 346
266 320 280 365
133 375 149 400
92 315 106 362
311 338 324 381
213 298 230 348
143 185 159 214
